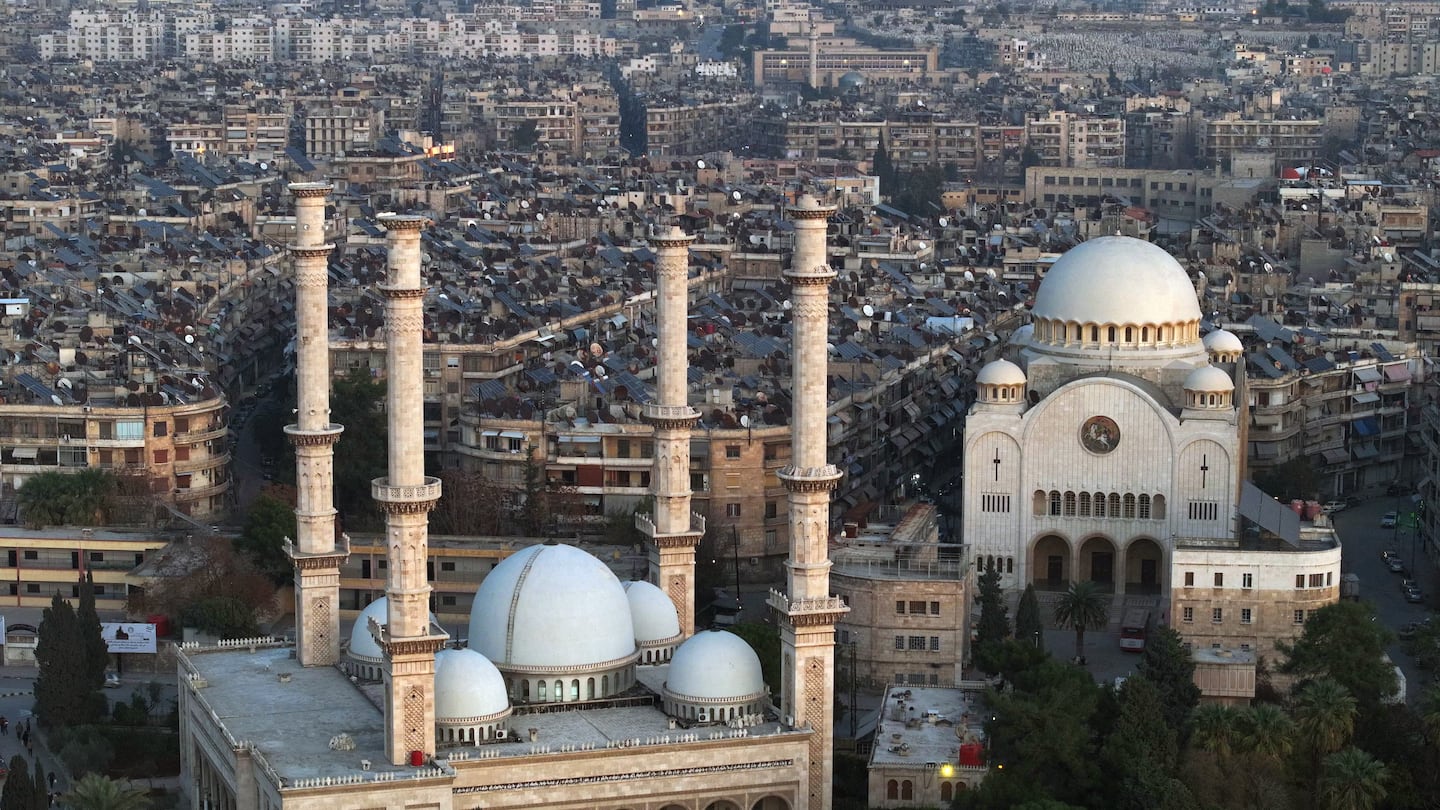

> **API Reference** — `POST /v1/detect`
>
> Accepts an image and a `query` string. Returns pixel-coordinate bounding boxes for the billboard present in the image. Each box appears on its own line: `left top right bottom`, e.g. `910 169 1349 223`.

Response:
101 622 157 654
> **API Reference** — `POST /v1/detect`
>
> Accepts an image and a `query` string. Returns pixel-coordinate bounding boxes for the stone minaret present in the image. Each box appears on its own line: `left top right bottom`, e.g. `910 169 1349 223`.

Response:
284 183 347 668
771 194 847 810
639 226 704 637
372 215 447 765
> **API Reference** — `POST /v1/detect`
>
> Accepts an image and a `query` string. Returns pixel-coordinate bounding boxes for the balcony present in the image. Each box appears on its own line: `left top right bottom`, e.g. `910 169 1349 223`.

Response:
174 480 231 501
174 452 230 473
176 424 229 444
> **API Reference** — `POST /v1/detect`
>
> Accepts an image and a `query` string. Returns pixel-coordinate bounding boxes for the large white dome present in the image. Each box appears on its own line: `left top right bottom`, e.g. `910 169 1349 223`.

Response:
435 648 510 721
469 543 637 669
666 629 765 701
349 597 389 660
623 580 681 643
1032 237 1201 327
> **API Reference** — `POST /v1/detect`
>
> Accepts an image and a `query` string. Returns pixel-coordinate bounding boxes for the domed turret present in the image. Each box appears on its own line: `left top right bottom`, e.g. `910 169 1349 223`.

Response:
663 629 768 725
435 649 512 746
1028 237 1204 363
470 543 640 703
1202 329 1244 363
1184 364 1234 410
623 580 683 664
976 358 1026 403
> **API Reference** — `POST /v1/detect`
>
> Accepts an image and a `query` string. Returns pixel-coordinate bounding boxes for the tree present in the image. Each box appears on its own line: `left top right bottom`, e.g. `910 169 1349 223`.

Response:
1 754 34 810
431 469 507 536
1294 678 1359 802
182 595 261 639
127 535 276 638
1320 748 1388 810
1100 677 1184 810
330 370 387 529
1279 601 1397 710
236 492 297 582
1015 584 1044 653
1190 704 1243 760
973 565 1012 673
34 592 104 728
77 571 111 689
726 623 780 699
872 133 894 196
1240 702 1294 761
1052 580 1108 662
1136 624 1199 731
30 760 48 810
510 119 541 151
17 469 120 528
1252 456 1320 501
62 774 150 810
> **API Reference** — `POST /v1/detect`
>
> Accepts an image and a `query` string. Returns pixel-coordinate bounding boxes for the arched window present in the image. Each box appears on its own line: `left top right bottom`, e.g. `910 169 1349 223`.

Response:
1138 494 1151 520
1078 492 1091 516
1090 325 1099 342
1158 325 1167 343
901 781 914 800
1049 491 1062 516
1141 326 1150 342
1063 491 1077 516
1071 323 1081 342
571 679 580 700
942 783 954 801
1124 326 1133 343
1006 557 1014 574
1124 494 1137 519
1093 492 1107 517
536 680 546 700
887 780 899 800
1153 494 1167 519
1108 493 1122 516
1107 326 1117 343
1034 490 1047 515
554 680 563 701
587 677 595 700
603 674 610 694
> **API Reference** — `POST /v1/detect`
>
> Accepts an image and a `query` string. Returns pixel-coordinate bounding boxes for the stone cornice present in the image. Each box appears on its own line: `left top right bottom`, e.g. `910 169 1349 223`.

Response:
288 245 334 258
288 182 333 198
378 214 427 232
376 285 428 300
284 423 344 446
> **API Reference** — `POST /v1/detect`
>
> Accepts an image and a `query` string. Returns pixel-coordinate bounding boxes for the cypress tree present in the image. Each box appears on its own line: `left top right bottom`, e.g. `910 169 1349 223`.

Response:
31 759 49 810
1 754 33 810
34 591 101 727
78 571 111 689
872 134 894 197
1015 583 1045 653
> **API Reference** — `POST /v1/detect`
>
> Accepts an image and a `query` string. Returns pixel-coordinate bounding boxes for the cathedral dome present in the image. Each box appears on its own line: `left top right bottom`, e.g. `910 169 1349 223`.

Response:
1033 237 1201 326
623 580 681 645
665 629 765 701
469 543 637 671
977 358 1026 386
435 648 511 721
1202 329 1243 355
1185 364 1234 392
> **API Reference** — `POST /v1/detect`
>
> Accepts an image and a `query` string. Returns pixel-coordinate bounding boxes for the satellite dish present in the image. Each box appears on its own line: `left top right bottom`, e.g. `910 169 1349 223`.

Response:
57 378 71 389
651 338 659 347
259 161 269 171
938 216 949 227
1384 252 1394 262
520 200 530 209
826 343 836 353
782 300 792 310
732 190 742 201
862 304 875 317
916 241 927 250
51 395 63 406
128 335 143 347
749 235 763 245
696 159 706 169
184 334 195 344
136 208 147 217
963 270 975 282
985 268 997 278
535 212 545 221
590 342 604 356
1263 262 1273 272
740 414 750 427
569 360 586 373
594 365 607 377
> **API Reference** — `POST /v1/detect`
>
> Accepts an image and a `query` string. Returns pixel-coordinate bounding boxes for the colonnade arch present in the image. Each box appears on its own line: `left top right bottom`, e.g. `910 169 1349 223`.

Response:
1029 533 1166 594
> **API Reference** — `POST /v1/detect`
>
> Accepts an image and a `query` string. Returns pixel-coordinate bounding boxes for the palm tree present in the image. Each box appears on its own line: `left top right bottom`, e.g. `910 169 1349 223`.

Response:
1319 747 1388 810
1418 684 1440 744
1191 704 1243 759
1294 678 1358 803
1051 580 1108 663
1241 702 1295 762
63 774 150 810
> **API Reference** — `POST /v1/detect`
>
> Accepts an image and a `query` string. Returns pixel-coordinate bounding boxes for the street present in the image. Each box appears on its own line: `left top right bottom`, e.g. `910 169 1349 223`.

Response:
1331 493 1432 701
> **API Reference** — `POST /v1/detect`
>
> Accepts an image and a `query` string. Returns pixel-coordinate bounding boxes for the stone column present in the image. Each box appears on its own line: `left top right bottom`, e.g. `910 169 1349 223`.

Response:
283 183 347 668
373 214 446 765
770 194 847 810
639 226 704 638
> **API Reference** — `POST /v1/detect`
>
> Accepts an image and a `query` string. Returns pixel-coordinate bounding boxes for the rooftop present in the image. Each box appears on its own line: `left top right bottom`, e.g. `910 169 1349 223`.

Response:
868 685 986 770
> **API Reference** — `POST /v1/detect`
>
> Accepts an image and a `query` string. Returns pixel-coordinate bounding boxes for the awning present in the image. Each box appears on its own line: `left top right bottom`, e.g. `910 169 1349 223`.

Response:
1322 448 1350 465
558 434 601 443
1352 417 1380 437
1352 392 1380 405
498 430 526 439
1352 442 1379 459
11 447 38 459
1384 364 1411 383
609 314 628 328
1253 442 1280 458
423 429 439 440
903 402 921 418
1354 366 1382 383
481 429 500 438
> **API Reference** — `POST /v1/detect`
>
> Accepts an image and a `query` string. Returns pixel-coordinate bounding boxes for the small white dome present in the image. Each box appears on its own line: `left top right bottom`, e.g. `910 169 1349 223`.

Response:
1185 364 1234 393
623 580 681 643
666 629 765 700
469 543 637 669
1009 323 1034 345
435 649 510 721
349 597 389 660
977 358 1026 386
1033 237 1201 327
1203 329 1244 354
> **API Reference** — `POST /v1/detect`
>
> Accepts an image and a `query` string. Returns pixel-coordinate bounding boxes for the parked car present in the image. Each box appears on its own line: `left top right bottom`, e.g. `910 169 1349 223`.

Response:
104 671 121 688
1388 557 1407 573
1322 500 1349 514
1406 587 1425 604
1402 578 1418 592
1383 549 1398 562
1382 511 1399 529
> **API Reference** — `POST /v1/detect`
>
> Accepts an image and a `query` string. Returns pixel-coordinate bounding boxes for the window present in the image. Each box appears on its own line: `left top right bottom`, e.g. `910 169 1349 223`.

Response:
896 601 906 614
1188 500 1219 520
154 449 169 464
1242 573 1253 589
765 501 778 519
929 636 940 651
89 552 103 562
1049 490 1061 515
1182 606 1194 623
982 493 1012 513
725 503 741 518
153 421 168 437
725 444 741 459
894 636 905 650
1294 610 1306 624
1212 608 1223 624
1214 573 1224 588
907 636 926 650
929 601 940 615
1326 572 1333 586
1063 491 1076 516
116 420 143 440
1241 608 1252 624
1296 574 1306 589
1184 571 1194 587
909 601 925 614
1309 573 1324 588
441 562 455 572
440 595 456 606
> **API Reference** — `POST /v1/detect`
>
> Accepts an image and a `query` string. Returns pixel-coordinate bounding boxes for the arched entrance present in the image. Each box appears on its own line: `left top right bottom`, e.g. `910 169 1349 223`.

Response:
704 801 741 810
1077 536 1118 592
1124 537 1164 595
1031 535 1070 589
751 799 790 810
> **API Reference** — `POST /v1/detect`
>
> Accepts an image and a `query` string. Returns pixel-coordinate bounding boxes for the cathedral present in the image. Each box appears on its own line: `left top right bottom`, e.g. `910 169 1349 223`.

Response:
174 189 844 810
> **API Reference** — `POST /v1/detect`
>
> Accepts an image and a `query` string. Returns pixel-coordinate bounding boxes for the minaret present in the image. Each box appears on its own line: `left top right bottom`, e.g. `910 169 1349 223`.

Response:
638 226 704 637
284 182 347 668
372 214 447 765
770 194 847 810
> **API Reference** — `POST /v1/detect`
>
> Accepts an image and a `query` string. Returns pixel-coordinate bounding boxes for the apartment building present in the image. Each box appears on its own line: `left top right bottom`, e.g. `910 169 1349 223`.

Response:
751 45 938 88
338 535 516 624
1025 111 1126 169
1199 113 1325 166
0 527 168 610
643 95 755 158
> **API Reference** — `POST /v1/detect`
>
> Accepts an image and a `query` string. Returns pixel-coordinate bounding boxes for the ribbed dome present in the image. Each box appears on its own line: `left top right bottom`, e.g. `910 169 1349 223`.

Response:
1009 323 1034 345
1032 237 1201 327
469 544 637 669
349 598 389 660
435 649 510 721
1203 329 1244 354
1185 364 1234 392
666 629 765 700
977 358 1026 386
623 580 681 643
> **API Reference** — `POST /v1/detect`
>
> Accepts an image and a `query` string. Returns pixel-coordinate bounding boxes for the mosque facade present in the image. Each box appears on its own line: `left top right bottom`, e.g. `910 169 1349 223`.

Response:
175 190 843 810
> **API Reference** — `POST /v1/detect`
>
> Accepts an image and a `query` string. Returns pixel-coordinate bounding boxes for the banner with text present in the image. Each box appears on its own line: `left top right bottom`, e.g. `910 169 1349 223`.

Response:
101 622 157 654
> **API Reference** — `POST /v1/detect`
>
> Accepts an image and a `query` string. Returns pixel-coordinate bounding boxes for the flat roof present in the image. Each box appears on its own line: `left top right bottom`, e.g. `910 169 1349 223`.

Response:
868 685 985 769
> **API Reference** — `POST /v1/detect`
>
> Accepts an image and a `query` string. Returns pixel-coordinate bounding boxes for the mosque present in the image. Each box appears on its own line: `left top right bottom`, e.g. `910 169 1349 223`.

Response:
175 188 844 810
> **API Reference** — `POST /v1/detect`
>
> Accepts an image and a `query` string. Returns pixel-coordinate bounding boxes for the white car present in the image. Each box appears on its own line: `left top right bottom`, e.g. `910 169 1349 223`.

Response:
104 672 121 688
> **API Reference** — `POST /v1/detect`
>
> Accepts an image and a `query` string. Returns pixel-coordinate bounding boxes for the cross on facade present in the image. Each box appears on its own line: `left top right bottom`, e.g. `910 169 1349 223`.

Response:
1200 454 1209 488
993 448 1002 481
